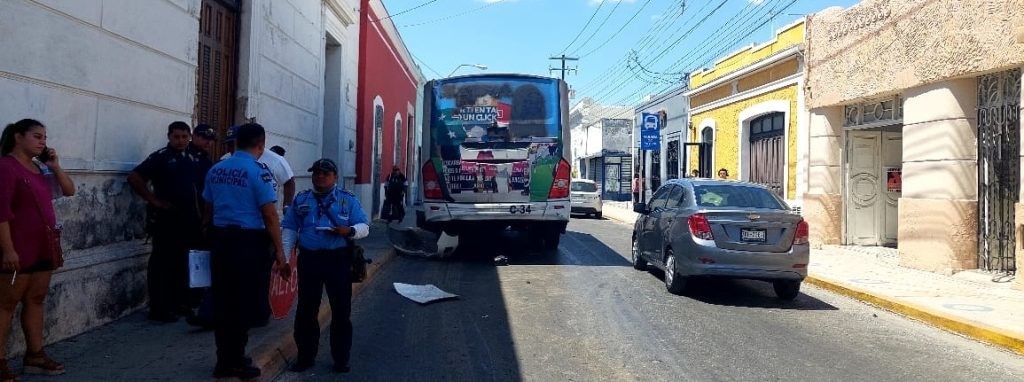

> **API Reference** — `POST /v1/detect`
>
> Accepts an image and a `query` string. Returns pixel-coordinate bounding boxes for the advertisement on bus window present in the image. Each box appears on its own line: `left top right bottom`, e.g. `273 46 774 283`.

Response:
427 77 563 201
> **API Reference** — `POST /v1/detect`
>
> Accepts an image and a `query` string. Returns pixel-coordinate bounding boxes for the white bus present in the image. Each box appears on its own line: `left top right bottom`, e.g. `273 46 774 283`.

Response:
417 74 572 249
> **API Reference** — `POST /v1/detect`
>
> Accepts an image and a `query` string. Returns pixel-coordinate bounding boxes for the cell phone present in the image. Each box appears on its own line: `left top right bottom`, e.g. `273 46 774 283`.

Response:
37 146 52 163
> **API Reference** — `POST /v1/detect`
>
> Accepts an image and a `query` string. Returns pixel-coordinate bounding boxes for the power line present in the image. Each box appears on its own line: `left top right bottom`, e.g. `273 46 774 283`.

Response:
561 0 606 54
410 52 442 79
578 0 657 59
399 1 503 28
568 0 625 56
584 0 726 103
590 0 790 107
370 0 439 23
574 0 692 95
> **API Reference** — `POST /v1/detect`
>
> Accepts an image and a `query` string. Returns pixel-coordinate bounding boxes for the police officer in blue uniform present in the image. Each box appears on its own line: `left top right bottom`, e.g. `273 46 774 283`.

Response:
282 158 369 374
128 121 212 322
202 123 291 379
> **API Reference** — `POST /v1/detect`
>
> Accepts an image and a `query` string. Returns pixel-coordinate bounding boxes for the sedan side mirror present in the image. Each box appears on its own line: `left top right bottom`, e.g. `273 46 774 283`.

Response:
633 202 648 214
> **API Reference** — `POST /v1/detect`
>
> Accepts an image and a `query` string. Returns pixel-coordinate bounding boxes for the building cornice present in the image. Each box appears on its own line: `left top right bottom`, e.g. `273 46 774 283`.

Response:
686 46 802 98
325 0 357 26
689 74 801 115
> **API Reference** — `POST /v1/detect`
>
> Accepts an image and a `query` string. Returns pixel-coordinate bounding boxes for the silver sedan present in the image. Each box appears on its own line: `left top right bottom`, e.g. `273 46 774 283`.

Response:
631 179 809 299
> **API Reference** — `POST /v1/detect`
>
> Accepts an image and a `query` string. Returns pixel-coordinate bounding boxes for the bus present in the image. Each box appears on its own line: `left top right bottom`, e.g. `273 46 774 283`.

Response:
417 74 572 249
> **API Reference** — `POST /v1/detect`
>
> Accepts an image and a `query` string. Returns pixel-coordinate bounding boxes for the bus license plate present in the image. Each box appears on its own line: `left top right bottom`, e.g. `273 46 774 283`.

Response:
509 205 532 214
740 229 766 242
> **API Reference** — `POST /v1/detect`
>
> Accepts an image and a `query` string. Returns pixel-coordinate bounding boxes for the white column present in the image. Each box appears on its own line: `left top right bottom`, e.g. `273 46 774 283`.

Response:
899 78 979 274
804 106 844 247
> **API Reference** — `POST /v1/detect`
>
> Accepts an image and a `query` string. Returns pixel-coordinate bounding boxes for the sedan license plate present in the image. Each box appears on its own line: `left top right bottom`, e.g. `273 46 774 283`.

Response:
509 205 532 214
740 229 766 242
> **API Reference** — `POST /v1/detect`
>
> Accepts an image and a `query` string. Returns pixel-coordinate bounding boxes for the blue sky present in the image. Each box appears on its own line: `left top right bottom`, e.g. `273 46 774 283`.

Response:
382 0 860 108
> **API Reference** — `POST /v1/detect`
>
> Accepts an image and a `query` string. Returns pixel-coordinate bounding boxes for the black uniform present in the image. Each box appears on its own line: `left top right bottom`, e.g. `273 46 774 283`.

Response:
132 145 212 318
383 172 406 221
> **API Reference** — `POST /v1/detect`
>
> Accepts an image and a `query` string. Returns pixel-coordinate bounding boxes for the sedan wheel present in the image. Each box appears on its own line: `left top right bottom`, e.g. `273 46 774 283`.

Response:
664 250 687 295
631 237 647 271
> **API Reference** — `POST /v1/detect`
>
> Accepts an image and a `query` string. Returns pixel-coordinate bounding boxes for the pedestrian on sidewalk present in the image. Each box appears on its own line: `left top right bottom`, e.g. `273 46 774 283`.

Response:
202 123 291 380
383 166 407 223
0 119 76 380
283 158 369 374
631 173 642 203
220 127 295 208
718 168 729 179
128 121 211 323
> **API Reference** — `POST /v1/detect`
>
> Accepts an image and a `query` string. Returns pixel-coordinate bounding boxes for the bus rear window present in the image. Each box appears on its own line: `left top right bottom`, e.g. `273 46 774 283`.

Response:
430 77 561 145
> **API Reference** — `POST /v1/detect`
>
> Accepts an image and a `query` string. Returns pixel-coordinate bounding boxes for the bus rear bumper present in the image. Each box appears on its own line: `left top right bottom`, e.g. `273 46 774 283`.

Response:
422 201 569 230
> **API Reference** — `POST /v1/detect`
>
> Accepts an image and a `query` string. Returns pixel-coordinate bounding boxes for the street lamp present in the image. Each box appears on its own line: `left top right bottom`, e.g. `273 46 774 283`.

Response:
447 64 487 77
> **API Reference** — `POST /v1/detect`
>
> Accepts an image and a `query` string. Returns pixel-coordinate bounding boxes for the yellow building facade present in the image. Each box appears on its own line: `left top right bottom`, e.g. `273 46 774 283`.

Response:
686 20 807 205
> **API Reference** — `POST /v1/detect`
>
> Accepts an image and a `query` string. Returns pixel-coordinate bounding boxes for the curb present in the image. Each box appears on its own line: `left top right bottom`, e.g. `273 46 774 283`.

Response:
804 275 1024 356
250 248 398 381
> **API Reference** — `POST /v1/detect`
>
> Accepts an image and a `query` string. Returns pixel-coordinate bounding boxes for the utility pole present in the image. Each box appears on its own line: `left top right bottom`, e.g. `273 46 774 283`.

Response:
548 54 578 81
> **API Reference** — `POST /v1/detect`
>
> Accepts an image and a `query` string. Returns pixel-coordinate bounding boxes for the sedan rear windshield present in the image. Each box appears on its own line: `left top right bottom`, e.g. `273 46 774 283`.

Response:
693 185 784 209
571 182 597 192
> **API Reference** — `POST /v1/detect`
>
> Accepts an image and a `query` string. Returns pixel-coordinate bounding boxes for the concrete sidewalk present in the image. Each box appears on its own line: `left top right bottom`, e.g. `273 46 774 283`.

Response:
13 216 406 382
601 203 1024 355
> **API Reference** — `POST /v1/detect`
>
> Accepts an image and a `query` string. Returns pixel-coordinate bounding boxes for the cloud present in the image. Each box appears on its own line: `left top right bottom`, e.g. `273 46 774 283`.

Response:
748 0 767 4
650 14 663 20
480 0 515 3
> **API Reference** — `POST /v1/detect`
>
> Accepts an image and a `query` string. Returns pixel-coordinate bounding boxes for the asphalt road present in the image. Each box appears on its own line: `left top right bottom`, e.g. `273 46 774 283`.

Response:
277 217 1024 382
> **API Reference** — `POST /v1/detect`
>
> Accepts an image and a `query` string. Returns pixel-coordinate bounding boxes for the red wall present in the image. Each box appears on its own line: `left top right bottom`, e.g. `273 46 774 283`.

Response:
356 0 419 184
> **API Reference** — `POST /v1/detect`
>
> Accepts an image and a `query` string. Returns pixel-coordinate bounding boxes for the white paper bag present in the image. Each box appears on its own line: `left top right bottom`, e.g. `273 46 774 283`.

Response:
188 250 211 288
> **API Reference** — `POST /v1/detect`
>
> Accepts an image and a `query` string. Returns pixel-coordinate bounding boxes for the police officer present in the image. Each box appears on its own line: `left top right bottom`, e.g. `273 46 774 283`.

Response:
283 158 369 374
201 123 290 379
128 121 211 322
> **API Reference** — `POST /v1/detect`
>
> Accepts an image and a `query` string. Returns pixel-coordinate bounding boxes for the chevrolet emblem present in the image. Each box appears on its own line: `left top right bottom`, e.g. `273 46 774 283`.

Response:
747 214 760 220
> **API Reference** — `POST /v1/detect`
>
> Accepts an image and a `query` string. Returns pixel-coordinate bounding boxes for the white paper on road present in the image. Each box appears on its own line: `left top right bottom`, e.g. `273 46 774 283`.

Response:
188 250 211 288
393 283 458 304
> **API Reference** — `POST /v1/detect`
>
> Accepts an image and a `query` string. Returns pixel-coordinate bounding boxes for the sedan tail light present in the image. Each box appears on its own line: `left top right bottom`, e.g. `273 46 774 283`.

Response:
793 220 809 245
688 213 714 240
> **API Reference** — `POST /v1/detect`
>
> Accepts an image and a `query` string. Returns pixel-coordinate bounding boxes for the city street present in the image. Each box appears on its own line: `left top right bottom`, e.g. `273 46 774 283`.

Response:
278 217 1024 382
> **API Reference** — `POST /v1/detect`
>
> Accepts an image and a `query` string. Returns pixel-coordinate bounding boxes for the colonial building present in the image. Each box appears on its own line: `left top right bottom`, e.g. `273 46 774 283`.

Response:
355 0 424 218
802 0 1024 285
570 99 633 201
633 85 689 201
685 20 809 208
0 0 362 354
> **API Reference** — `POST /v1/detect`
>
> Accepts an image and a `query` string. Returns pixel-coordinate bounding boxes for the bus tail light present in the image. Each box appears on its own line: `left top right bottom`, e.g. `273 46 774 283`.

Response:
548 159 571 199
422 161 443 200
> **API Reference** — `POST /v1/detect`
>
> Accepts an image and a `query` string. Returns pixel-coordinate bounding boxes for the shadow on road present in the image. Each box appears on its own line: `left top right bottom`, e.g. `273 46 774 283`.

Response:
647 272 839 311
438 229 631 268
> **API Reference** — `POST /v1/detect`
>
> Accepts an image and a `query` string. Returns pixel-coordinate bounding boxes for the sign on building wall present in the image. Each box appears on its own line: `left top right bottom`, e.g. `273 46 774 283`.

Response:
640 112 661 150
885 167 901 193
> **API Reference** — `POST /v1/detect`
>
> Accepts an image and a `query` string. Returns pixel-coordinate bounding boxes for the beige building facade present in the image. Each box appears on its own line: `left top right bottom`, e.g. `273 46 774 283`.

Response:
803 0 1024 285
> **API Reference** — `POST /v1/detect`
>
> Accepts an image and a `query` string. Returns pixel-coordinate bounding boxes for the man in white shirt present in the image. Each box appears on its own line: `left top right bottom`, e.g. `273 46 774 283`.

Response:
220 126 296 208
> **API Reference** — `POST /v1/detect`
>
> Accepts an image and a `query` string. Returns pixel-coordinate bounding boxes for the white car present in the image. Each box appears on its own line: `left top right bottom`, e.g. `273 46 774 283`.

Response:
570 179 603 219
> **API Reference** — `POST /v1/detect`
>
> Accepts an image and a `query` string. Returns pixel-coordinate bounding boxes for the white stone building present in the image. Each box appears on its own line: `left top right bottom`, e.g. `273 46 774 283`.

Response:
0 0 361 354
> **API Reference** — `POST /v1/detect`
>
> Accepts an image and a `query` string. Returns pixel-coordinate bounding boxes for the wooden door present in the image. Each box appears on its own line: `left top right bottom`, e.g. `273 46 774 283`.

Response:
196 0 239 158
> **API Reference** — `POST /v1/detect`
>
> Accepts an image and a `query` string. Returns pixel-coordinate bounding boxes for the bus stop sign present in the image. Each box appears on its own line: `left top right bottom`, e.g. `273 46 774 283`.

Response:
640 113 660 151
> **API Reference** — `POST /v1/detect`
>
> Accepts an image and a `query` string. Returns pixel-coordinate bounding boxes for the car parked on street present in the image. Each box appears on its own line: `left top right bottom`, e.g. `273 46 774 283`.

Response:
630 178 809 299
570 178 602 219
